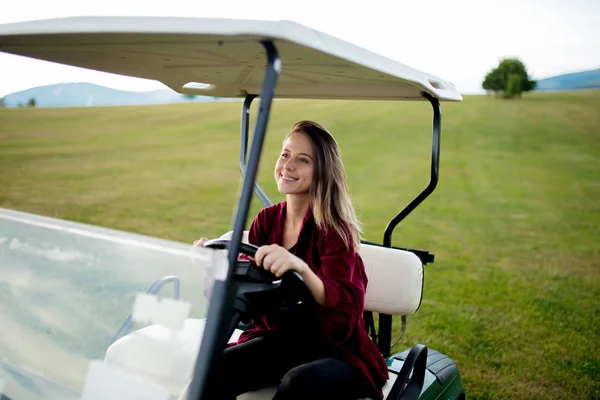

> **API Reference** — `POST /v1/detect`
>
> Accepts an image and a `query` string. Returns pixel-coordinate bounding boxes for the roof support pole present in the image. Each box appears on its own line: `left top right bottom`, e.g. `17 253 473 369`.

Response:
187 40 281 400
383 92 441 248
240 94 273 207
374 93 441 358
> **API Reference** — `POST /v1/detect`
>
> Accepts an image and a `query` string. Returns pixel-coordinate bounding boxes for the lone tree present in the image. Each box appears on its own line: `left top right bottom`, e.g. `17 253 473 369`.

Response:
27 97 37 107
482 58 536 98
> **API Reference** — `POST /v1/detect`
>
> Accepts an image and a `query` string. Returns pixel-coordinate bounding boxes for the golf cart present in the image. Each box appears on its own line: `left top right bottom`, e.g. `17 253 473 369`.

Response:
0 16 464 400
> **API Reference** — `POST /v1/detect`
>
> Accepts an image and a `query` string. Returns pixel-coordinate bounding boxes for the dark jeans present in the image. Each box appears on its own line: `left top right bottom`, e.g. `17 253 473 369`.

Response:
203 332 375 400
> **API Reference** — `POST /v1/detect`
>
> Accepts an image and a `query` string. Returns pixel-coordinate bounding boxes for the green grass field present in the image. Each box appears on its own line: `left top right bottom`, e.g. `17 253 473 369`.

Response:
1 90 599 400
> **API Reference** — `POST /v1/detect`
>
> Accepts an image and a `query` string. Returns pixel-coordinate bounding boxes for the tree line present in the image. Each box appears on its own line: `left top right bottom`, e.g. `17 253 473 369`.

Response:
0 97 36 107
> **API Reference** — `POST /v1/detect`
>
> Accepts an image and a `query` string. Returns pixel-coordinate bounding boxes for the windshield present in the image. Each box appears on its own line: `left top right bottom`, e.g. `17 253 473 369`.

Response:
0 207 221 400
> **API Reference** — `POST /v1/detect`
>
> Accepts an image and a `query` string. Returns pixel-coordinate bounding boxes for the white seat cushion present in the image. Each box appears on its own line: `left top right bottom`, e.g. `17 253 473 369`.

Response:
181 372 398 400
104 318 243 397
233 371 398 400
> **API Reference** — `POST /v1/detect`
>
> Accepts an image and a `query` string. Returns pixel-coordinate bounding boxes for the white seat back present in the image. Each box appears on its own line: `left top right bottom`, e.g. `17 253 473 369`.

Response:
360 242 423 316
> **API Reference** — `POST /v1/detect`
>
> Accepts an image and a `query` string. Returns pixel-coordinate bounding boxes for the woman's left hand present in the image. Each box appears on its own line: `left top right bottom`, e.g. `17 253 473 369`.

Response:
254 244 307 278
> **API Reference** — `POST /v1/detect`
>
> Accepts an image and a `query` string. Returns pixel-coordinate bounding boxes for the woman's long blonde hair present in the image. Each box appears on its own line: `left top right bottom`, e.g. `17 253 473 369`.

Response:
287 120 362 252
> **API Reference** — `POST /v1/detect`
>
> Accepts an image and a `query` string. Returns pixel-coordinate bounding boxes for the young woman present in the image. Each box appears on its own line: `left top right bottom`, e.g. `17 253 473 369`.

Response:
194 121 388 400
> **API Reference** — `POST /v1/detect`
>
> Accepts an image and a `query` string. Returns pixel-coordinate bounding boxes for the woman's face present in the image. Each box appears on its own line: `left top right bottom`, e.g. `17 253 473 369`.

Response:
274 132 315 195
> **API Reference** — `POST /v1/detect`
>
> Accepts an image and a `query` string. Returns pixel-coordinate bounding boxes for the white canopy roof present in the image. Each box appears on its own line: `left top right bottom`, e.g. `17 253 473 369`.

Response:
0 17 462 101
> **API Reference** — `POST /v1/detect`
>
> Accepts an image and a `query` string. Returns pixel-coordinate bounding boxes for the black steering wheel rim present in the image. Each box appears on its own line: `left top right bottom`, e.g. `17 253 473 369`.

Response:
203 238 259 257
203 238 314 312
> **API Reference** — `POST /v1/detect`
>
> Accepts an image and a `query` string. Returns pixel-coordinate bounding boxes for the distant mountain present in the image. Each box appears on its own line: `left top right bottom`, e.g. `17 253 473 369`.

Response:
536 69 600 91
0 83 226 108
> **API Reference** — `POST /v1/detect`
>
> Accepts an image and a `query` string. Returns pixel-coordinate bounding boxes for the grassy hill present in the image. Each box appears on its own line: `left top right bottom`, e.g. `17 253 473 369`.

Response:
1 82 218 108
1 90 599 400
536 68 600 91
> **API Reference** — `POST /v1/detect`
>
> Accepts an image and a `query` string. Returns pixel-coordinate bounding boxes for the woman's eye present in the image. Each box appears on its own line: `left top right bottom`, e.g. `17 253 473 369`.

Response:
300 158 309 163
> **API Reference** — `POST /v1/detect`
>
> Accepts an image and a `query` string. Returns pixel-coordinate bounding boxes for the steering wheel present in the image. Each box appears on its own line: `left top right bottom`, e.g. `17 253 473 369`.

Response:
203 238 307 286
203 239 314 321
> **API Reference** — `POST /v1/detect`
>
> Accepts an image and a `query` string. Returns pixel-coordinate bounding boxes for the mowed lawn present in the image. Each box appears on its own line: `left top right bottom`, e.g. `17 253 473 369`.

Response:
1 90 599 399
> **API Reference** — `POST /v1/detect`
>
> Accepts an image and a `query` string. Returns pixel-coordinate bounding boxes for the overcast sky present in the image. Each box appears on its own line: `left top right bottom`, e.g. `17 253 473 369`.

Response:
0 0 598 97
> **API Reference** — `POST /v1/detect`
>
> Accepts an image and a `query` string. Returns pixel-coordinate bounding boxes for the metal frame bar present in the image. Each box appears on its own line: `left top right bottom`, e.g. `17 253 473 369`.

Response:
240 94 273 207
187 40 280 400
383 92 441 248
377 92 442 358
